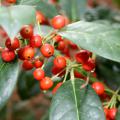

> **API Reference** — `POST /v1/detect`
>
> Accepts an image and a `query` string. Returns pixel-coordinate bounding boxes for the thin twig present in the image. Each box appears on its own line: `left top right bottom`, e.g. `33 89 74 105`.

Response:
80 72 91 89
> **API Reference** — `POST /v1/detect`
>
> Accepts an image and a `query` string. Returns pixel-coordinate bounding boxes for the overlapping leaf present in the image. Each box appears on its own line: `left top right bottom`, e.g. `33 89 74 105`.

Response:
0 58 19 109
17 70 40 100
0 5 36 40
50 79 105 120
17 0 58 18
59 21 120 62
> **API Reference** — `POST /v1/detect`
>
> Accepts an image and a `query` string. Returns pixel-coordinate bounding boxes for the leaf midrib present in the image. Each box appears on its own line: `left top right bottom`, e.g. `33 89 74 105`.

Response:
71 80 80 120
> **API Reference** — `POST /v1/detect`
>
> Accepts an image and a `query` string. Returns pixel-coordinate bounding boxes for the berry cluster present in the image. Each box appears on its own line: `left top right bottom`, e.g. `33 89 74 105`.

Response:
0 14 68 91
0 12 96 91
0 8 119 119
92 82 118 120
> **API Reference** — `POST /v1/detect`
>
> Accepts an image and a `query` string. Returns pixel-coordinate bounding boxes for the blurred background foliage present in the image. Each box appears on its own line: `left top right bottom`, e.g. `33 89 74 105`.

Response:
0 0 120 120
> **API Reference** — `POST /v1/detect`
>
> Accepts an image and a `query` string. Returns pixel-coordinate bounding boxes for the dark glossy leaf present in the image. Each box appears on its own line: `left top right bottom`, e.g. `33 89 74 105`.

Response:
84 6 111 22
17 0 58 18
59 0 87 21
0 5 36 40
0 57 19 109
44 57 54 77
116 106 120 120
96 57 120 90
58 21 120 62
50 79 105 120
17 70 40 100
84 8 99 22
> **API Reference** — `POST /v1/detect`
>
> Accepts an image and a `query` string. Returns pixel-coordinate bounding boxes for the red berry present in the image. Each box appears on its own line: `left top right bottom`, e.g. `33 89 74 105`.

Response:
17 48 25 60
50 0 58 4
40 44 54 57
53 56 66 69
108 108 117 120
5 37 20 50
52 82 62 94
75 50 90 64
52 66 65 77
92 72 97 78
6 0 16 3
57 40 66 50
52 66 63 75
22 60 33 70
53 35 63 42
100 93 110 101
51 15 65 29
82 58 95 71
34 59 43 68
20 25 33 39
0 47 3 52
1 49 15 62
104 108 109 118
40 77 53 90
30 35 42 48
74 70 85 79
92 82 105 95
69 41 78 49
33 68 45 81
62 46 70 57
106 118 110 120
23 46 35 60
64 16 70 25
36 11 46 24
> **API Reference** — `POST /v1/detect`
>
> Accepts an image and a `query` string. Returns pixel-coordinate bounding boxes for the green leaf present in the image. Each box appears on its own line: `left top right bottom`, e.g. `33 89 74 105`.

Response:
50 79 105 120
0 57 19 109
17 0 58 18
96 57 120 90
116 106 120 120
44 57 54 77
59 0 87 21
17 70 40 100
0 5 36 40
58 21 120 62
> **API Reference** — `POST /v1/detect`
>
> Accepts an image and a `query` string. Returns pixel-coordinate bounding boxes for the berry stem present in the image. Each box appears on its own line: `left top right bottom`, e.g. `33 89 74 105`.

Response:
70 68 75 80
44 33 56 44
41 58 48 69
24 39 28 46
105 88 115 94
63 68 69 83
42 30 56 44
51 68 66 79
106 88 120 108
37 22 42 36
80 72 91 89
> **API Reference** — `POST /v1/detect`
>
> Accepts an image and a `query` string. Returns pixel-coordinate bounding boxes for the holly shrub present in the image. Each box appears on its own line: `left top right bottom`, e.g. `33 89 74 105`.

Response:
0 0 120 120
